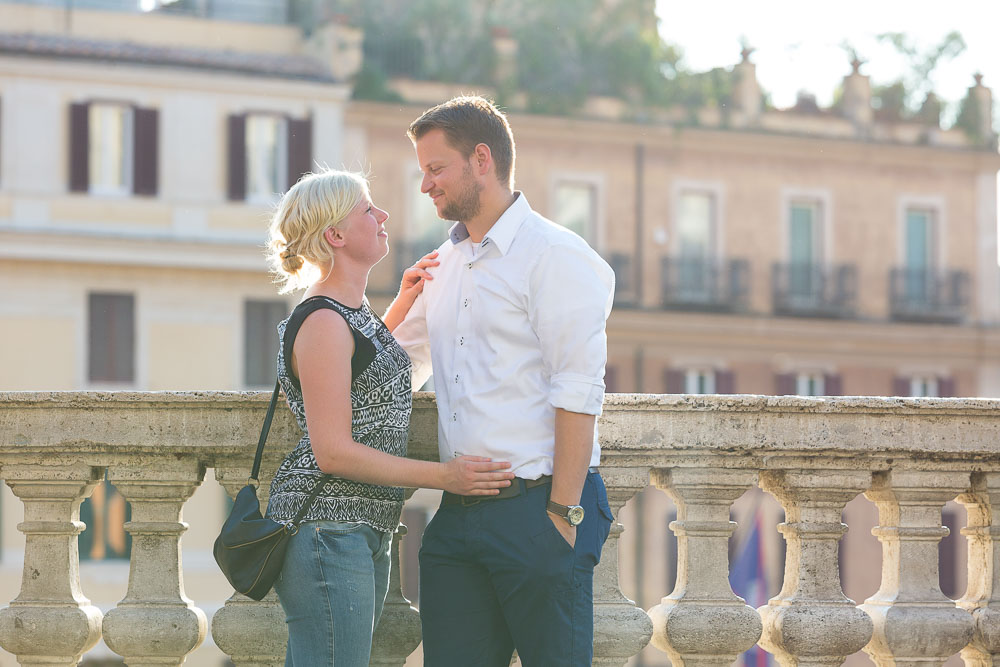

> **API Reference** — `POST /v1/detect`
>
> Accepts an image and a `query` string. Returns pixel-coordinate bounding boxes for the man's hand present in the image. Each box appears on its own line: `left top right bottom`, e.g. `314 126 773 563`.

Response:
548 512 577 548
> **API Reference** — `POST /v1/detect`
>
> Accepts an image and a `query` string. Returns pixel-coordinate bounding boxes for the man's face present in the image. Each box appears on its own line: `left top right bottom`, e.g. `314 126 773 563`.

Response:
414 129 483 222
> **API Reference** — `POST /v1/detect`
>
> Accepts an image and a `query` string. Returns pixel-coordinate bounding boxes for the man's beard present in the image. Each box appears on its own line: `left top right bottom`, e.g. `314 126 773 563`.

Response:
440 165 483 222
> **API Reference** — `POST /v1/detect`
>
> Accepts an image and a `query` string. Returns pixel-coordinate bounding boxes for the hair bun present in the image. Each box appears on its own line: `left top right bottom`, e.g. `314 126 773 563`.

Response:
281 253 304 273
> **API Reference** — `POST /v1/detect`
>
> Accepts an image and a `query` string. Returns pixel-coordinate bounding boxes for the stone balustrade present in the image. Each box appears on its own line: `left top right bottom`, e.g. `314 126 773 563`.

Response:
1 391 1000 666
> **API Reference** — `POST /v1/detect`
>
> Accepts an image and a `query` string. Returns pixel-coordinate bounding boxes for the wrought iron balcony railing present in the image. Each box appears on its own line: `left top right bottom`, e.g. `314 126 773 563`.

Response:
660 256 750 312
772 262 857 318
889 268 970 324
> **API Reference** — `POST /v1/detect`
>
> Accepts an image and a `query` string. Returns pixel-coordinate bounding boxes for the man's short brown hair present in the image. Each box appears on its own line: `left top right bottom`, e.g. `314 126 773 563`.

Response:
408 96 516 190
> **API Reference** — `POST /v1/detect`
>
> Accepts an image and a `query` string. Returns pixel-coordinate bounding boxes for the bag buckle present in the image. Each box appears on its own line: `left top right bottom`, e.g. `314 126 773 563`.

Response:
247 477 259 489
286 523 299 536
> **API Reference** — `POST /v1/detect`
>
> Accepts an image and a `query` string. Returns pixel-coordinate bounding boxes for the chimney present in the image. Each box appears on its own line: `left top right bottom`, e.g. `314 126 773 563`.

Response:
304 14 364 83
491 26 518 91
840 57 873 134
731 46 761 127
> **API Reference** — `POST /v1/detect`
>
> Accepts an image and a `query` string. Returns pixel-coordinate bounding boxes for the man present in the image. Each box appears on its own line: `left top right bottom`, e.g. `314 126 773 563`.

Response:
392 96 615 666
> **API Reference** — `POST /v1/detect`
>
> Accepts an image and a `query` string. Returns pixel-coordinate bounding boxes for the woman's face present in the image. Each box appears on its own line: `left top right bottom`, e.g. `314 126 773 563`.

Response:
338 195 390 265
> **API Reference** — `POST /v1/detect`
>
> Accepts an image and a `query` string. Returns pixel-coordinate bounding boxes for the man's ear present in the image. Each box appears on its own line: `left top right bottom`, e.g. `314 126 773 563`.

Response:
324 226 346 248
472 143 493 177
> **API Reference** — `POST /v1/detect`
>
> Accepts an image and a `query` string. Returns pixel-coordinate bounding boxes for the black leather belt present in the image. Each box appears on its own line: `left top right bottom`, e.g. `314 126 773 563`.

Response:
441 468 599 508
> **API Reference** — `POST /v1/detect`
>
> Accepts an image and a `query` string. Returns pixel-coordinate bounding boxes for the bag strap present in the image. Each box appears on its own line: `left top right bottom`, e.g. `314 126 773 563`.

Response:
249 377 282 484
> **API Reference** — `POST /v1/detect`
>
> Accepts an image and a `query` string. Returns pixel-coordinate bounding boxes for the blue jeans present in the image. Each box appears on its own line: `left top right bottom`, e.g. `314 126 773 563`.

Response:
419 471 614 666
274 520 393 667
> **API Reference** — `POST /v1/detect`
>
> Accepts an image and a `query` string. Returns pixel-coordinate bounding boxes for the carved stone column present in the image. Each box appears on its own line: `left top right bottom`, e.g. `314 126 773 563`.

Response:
370 521 422 666
647 468 762 666
102 460 207 666
957 471 1000 667
758 470 874 666
860 470 975 666
593 467 653 666
0 463 104 666
210 465 287 667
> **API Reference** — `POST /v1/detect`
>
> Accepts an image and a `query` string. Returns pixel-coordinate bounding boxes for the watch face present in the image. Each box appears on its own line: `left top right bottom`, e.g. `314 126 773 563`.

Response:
567 506 585 526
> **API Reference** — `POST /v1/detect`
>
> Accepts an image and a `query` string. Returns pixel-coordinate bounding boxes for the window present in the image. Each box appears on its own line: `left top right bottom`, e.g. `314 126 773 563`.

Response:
676 191 717 297
245 300 289 387
227 113 311 202
789 200 823 265
88 293 135 384
902 208 938 300
684 368 716 394
909 375 940 398
553 181 597 243
69 102 157 196
795 372 825 396
246 115 288 204
79 478 131 561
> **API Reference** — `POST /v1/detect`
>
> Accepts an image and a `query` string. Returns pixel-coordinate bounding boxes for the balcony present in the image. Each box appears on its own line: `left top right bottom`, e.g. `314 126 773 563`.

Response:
772 262 857 318
607 252 638 308
660 256 749 312
4 391 999 666
890 268 970 324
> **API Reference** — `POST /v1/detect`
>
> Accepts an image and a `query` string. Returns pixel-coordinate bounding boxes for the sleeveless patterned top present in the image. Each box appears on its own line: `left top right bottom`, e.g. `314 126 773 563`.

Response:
265 296 412 533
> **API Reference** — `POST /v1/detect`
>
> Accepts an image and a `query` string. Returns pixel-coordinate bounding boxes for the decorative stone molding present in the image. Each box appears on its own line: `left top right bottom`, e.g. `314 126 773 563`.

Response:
102 460 207 666
860 470 975 665
592 466 654 666
757 469 874 666
647 467 763 666
957 471 1000 667
0 462 104 666
370 522 422 666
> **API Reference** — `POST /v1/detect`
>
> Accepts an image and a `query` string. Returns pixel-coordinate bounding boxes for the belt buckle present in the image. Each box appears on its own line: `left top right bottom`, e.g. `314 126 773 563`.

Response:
460 495 481 507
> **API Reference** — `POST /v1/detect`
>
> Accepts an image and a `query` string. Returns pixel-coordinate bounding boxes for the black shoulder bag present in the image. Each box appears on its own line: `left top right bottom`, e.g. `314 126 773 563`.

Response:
212 380 330 600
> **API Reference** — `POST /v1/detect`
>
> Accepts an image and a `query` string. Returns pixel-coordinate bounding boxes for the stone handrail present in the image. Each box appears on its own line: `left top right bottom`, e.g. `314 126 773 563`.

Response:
1 391 999 666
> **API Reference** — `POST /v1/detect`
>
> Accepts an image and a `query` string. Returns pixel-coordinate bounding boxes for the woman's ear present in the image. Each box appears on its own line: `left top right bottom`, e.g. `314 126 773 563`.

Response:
324 226 346 248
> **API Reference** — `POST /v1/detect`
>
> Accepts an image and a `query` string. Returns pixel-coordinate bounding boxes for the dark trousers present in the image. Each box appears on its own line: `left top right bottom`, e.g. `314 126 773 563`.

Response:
419 471 613 667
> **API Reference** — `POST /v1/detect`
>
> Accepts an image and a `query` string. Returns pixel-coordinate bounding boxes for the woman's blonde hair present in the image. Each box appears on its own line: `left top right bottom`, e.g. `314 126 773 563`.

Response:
266 169 369 293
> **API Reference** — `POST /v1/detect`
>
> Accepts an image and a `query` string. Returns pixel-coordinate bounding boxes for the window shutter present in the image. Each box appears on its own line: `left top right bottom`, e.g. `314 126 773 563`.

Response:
715 370 735 395
227 114 246 201
938 376 956 398
823 373 843 397
775 372 796 396
893 376 910 397
69 102 90 192
286 116 312 189
664 369 685 394
132 107 158 196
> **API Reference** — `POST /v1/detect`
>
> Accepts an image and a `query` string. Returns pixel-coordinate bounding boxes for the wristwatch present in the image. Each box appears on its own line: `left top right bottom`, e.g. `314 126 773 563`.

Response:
547 500 585 526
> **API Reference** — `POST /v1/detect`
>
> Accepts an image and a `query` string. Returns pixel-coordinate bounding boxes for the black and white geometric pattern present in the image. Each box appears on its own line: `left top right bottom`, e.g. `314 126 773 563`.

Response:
265 297 411 533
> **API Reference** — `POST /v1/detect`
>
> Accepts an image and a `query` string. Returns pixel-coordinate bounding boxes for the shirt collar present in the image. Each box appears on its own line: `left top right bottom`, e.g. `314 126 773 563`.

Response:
447 192 530 256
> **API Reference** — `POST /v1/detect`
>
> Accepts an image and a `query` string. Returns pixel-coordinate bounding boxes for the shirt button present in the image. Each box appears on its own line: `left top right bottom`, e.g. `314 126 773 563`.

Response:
459 337 464 345
466 263 473 269
463 298 469 307
452 413 457 422
455 374 460 383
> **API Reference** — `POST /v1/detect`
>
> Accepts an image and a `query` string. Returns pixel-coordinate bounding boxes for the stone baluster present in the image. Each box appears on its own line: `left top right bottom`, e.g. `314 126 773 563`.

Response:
957 471 1000 667
0 463 104 666
593 467 654 666
370 521 422 666
757 470 874 666
211 465 287 667
102 460 207 666
647 468 762 666
860 470 975 666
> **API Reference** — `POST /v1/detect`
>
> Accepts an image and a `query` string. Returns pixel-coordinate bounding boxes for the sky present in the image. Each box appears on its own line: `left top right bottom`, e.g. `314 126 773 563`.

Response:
654 0 1000 126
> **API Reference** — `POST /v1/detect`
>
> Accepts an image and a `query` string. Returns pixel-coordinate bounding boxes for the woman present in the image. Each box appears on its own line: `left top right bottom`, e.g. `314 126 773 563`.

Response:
263 169 513 666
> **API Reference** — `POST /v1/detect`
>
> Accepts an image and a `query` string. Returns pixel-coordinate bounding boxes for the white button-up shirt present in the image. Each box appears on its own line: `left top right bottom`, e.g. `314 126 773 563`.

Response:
393 193 615 479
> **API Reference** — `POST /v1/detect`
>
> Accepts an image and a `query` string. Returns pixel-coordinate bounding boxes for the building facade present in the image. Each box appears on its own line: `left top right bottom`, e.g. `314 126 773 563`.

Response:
0 1 998 665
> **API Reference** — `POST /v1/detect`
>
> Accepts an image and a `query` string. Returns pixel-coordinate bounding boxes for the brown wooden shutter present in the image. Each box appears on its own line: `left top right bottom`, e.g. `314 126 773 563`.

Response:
893 376 910 397
938 377 956 398
775 373 796 396
69 102 90 192
823 373 843 396
227 114 246 201
286 116 312 189
715 370 735 395
664 369 685 393
132 107 158 196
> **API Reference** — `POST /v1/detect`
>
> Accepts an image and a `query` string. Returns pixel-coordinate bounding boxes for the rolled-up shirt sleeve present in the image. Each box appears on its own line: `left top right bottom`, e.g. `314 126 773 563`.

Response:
527 241 615 415
391 291 433 390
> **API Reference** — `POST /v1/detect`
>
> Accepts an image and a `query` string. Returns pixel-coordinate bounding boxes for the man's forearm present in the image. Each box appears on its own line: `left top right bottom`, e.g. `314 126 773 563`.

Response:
549 408 596 506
